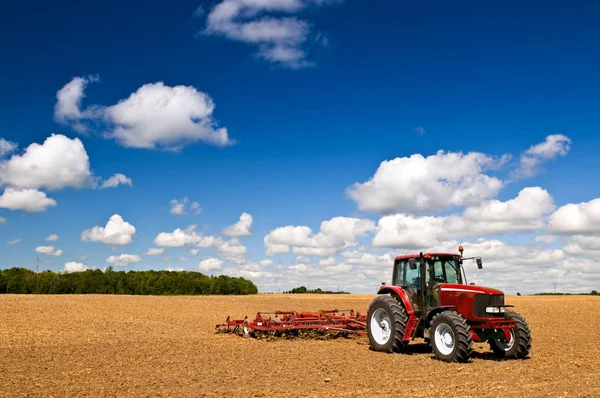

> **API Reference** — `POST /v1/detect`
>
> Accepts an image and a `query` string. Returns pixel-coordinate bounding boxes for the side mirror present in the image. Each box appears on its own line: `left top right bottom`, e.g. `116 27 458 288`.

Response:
476 258 482 269
381 281 386 286
408 258 417 270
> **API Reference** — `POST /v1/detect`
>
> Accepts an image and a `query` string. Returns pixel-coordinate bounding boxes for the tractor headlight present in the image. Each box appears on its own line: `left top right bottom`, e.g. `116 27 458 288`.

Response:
486 306 506 314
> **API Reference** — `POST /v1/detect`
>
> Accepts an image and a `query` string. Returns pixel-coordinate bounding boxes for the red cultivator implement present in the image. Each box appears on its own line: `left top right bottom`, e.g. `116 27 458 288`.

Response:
216 309 367 338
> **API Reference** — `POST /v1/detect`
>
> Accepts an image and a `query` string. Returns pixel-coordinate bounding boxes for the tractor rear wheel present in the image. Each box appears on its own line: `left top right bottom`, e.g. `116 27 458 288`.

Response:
429 311 473 363
489 310 532 359
366 295 408 353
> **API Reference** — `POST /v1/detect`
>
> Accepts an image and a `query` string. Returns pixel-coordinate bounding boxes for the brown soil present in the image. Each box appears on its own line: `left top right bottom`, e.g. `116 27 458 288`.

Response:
1 294 599 397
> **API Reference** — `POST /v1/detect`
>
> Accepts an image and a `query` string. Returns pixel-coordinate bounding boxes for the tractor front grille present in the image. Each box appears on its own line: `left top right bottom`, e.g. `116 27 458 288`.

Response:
474 294 504 318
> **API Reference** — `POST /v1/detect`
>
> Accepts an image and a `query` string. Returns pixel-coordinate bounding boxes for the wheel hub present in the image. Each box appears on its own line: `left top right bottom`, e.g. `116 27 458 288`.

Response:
370 308 392 345
434 323 455 356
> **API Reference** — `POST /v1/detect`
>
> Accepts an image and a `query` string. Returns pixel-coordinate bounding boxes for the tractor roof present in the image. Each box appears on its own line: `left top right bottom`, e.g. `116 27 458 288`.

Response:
394 252 460 261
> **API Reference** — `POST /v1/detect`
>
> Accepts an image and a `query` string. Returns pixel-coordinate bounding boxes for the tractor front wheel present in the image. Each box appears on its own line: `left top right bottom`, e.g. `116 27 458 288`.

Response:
489 310 532 359
366 295 408 353
429 311 473 363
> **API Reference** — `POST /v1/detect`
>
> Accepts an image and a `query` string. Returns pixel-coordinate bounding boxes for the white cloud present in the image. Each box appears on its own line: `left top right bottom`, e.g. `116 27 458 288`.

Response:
0 188 57 212
81 214 136 245
414 127 426 135
54 75 99 132
169 197 202 215
373 187 555 248
190 248 200 256
146 248 164 256
64 262 88 273
8 239 21 245
198 257 224 273
515 134 571 178
105 82 231 150
0 138 17 157
548 197 600 235
0 134 93 191
347 150 508 214
153 225 218 247
217 237 248 263
203 0 340 68
55 77 232 151
100 173 132 189
106 254 141 267
264 216 375 257
223 212 252 236
35 245 63 256
45 234 59 242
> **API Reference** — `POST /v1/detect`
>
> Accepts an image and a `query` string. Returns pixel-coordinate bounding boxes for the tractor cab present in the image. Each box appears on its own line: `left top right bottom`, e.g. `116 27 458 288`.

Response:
393 253 465 313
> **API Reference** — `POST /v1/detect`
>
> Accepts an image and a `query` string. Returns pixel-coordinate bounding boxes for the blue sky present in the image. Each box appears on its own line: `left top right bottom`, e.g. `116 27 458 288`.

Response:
1 0 599 293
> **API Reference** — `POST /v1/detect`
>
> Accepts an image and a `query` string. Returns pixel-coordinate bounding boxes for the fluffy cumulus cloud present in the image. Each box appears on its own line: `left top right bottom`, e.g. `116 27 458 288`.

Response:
0 134 129 211
0 134 93 191
0 138 18 157
81 214 136 245
55 77 232 151
104 82 231 150
100 173 133 189
264 216 375 256
548 198 600 235
373 187 555 248
198 257 224 273
223 212 252 236
347 150 508 214
153 225 219 248
203 0 341 68
106 254 141 267
169 197 202 215
0 188 57 212
514 134 571 178
35 245 63 256
64 262 88 273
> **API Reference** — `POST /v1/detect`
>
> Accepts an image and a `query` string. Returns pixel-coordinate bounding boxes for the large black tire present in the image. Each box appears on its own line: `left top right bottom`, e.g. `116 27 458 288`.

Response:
366 295 408 353
429 311 473 363
489 310 532 359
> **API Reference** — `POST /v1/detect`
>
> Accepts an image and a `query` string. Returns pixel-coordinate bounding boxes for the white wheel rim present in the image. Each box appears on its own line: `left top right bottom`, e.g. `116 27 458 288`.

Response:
434 323 455 356
494 330 515 351
370 308 392 345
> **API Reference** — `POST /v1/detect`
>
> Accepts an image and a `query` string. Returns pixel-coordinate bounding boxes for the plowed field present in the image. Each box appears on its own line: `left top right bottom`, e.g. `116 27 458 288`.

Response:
1 294 599 397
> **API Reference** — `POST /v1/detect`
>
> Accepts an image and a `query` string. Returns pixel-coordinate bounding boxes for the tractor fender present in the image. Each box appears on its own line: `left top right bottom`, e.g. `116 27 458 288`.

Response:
424 306 456 328
377 286 415 316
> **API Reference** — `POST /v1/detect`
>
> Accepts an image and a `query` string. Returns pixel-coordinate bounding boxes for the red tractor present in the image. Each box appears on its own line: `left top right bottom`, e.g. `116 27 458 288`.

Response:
366 246 532 362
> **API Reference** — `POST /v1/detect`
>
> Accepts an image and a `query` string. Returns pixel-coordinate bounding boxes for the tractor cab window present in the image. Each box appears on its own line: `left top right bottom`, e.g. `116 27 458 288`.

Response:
404 261 420 290
427 256 462 285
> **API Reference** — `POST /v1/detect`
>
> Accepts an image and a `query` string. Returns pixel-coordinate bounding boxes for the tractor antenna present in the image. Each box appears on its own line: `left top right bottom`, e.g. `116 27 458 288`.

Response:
554 283 557 294
36 256 39 273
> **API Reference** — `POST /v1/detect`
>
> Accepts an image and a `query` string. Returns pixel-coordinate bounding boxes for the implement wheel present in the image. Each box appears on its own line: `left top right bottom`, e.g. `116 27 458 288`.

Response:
366 295 408 353
489 310 532 359
429 311 473 363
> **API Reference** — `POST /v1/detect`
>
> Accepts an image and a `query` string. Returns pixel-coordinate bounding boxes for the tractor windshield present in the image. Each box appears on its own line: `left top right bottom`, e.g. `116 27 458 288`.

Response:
428 256 463 285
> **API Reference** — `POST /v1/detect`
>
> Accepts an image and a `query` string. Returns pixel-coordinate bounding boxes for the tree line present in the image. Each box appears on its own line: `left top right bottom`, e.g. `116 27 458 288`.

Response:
533 290 599 296
0 267 258 295
284 286 349 294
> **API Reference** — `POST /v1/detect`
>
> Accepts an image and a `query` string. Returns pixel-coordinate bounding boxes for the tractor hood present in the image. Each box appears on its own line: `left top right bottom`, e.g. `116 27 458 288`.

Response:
440 284 504 296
